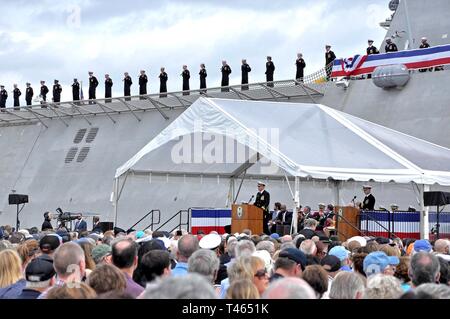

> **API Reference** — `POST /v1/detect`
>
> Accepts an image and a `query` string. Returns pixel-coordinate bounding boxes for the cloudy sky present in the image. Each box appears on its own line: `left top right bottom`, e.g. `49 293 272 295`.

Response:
0 0 391 105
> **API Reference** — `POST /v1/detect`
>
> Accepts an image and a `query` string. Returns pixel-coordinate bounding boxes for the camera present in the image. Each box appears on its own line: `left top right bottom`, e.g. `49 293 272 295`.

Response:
55 207 80 222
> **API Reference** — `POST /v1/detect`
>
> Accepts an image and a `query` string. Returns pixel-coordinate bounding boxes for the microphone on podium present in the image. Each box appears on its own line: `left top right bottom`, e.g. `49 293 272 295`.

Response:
248 195 255 203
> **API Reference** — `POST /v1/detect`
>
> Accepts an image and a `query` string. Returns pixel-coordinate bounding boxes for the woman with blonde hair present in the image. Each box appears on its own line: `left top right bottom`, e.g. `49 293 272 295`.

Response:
0 249 26 299
226 279 260 299
249 256 269 296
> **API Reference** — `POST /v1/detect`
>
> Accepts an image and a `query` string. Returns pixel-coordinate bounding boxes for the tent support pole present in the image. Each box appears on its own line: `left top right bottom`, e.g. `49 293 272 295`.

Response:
114 172 130 227
227 178 235 207
113 177 119 226
291 176 300 234
420 184 430 239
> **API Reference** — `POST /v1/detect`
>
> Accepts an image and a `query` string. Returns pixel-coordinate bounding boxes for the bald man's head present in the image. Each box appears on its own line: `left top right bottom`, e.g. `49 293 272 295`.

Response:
112 239 138 269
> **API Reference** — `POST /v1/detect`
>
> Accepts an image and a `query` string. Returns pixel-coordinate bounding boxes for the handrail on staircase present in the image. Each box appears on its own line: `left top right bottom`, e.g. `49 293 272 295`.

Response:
127 209 161 233
154 209 190 234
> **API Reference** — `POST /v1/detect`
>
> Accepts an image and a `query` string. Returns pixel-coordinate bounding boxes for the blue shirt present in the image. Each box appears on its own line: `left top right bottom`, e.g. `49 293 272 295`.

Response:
171 262 189 277
219 278 230 299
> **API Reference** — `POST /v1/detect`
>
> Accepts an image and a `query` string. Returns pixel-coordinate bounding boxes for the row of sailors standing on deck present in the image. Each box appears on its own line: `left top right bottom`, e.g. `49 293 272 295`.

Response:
0 37 436 109
0 56 307 109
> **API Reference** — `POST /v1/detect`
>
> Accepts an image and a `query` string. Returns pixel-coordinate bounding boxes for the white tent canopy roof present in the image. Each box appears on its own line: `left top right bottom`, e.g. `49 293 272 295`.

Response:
115 98 450 185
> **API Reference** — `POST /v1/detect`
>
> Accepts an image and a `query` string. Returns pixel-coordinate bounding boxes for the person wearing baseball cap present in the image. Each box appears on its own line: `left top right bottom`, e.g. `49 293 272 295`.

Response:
328 245 352 271
17 257 55 299
92 244 112 265
271 248 307 281
413 239 432 254
363 251 399 277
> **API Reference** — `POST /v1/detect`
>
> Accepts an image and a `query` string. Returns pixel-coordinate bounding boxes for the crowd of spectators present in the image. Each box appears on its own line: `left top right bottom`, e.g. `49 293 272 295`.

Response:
0 222 449 299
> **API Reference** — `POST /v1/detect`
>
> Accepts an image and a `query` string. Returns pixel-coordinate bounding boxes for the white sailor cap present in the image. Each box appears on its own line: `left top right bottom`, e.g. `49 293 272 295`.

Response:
363 185 372 189
368 39 374 43
347 236 367 247
318 203 326 208
257 181 266 186
421 37 427 41
385 37 392 41
199 233 222 250
390 203 399 209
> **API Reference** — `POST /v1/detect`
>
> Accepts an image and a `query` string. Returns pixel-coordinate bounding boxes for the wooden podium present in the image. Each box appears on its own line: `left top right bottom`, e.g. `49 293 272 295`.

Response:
231 204 263 235
335 206 360 242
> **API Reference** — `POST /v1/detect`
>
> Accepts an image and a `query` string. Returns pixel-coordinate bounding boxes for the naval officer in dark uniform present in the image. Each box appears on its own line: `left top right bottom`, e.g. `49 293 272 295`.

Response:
199 64 207 92
72 79 80 102
295 53 306 83
0 85 8 109
385 38 398 53
53 80 62 103
221 60 232 92
123 72 132 101
241 59 251 90
359 185 376 211
139 70 148 99
254 181 271 235
325 45 337 79
105 74 113 103
25 83 33 106
159 67 168 98
40 81 49 107
13 84 21 109
181 65 190 96
265 56 275 87
366 40 380 55
88 71 99 104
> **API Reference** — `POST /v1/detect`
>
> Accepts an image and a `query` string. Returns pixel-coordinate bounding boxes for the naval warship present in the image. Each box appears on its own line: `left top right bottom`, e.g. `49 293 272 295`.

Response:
1 0 450 235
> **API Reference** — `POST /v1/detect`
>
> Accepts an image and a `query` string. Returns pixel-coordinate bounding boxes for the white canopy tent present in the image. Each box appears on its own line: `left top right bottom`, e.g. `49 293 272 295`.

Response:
114 98 450 238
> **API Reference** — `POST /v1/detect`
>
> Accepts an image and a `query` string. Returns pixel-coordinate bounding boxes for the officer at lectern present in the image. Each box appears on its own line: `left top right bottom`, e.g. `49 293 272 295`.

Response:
359 185 376 210
253 181 270 234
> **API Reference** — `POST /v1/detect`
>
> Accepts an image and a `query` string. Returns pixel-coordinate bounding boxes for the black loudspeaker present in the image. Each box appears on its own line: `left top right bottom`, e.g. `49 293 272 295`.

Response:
424 192 450 206
99 222 114 233
224 225 232 234
8 194 29 205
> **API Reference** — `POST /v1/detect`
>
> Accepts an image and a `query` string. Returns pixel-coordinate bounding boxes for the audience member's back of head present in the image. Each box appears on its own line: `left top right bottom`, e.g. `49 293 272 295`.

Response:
188 249 220 283
45 283 97 299
87 264 127 295
235 240 256 258
177 234 199 261
226 279 260 299
112 238 138 269
227 256 254 284
437 257 449 285
414 283 450 299
141 273 217 299
329 272 366 299
409 252 440 287
262 277 316 299
53 242 85 278
140 250 171 283
302 265 328 298
364 274 403 299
